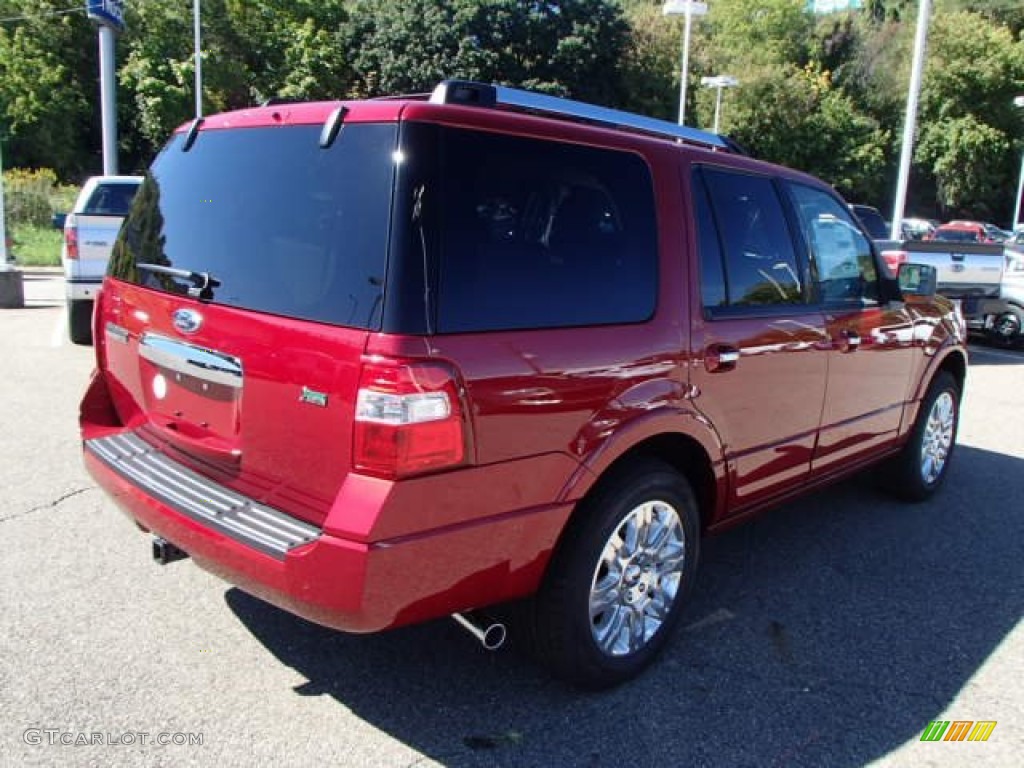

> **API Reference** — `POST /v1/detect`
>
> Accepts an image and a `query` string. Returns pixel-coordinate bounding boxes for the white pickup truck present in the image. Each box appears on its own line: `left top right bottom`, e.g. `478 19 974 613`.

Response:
58 175 142 344
879 240 1020 345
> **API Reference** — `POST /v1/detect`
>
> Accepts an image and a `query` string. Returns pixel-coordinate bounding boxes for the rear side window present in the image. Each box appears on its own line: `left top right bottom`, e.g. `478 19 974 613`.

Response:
428 128 658 333
695 167 804 311
110 124 396 330
83 183 139 216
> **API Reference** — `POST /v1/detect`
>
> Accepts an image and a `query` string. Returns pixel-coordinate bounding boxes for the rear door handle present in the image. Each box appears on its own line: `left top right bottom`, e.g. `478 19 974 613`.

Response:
705 344 740 373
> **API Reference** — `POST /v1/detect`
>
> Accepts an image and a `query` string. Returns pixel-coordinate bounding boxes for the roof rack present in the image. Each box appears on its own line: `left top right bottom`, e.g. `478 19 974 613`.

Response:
429 79 729 151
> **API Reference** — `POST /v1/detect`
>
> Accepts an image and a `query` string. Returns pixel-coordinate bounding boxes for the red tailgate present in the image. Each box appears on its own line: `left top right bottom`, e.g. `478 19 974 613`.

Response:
97 280 367 526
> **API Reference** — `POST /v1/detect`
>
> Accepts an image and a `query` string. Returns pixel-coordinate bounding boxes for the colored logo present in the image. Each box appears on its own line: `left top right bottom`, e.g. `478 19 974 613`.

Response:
172 308 203 335
920 720 997 742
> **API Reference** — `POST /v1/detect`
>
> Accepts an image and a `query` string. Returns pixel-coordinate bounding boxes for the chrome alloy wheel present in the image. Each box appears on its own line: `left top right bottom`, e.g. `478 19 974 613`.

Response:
589 500 686 657
921 391 955 485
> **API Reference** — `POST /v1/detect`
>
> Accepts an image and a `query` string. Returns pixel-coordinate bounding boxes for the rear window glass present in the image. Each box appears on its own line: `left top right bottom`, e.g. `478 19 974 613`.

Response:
83 183 139 216
422 127 658 333
109 124 396 329
933 229 980 243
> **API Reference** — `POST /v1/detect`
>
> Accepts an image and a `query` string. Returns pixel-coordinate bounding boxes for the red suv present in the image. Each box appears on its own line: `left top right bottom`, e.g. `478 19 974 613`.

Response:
81 80 966 687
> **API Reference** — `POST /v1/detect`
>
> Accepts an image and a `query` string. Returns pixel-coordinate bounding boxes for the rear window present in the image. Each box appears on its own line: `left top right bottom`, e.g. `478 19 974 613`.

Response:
83 183 139 216
399 125 658 333
933 229 980 243
109 123 396 329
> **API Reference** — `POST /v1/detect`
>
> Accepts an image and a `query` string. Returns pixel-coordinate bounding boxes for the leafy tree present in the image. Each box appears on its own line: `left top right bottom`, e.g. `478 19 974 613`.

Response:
707 0 813 71
0 1 97 178
119 1 351 167
916 10 1024 219
726 63 889 202
344 0 630 105
618 1 681 120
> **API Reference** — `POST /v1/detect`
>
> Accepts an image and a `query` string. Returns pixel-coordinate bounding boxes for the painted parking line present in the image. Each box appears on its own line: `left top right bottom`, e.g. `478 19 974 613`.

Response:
51 305 66 348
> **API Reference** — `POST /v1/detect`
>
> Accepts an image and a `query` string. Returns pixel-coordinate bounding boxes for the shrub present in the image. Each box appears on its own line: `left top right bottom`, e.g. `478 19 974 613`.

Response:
2 168 60 228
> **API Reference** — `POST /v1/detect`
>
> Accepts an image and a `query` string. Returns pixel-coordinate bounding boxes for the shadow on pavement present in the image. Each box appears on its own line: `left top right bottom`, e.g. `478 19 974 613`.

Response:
227 445 1023 767
967 342 1024 366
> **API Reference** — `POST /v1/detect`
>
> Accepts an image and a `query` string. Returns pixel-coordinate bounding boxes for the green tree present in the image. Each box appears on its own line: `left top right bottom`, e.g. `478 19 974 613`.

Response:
119 1 351 165
615 1 680 120
0 1 97 177
916 10 1024 219
344 0 630 104
725 63 889 202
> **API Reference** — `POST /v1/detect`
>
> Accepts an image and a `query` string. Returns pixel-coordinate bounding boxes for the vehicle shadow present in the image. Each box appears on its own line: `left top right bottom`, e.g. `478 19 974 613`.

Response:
226 445 1023 767
967 342 1024 366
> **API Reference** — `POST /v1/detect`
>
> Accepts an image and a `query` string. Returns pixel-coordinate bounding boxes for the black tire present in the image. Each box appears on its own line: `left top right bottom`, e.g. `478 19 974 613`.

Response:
68 299 94 346
988 307 1023 348
881 371 960 502
528 459 700 689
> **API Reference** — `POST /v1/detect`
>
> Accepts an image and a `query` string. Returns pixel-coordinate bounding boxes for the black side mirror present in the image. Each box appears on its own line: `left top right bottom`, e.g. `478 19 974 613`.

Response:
51 212 67 230
898 262 938 297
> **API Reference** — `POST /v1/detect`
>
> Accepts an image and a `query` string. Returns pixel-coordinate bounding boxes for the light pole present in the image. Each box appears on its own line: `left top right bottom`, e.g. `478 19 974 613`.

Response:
194 0 203 118
890 0 931 241
663 1 709 126
1013 95 1024 231
701 75 738 134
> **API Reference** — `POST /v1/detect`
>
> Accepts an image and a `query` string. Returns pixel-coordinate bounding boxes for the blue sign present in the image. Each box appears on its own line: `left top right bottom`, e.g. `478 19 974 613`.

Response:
86 0 125 32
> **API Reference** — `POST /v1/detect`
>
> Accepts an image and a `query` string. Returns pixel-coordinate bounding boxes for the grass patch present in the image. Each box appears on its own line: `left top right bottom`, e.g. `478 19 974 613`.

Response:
9 225 63 267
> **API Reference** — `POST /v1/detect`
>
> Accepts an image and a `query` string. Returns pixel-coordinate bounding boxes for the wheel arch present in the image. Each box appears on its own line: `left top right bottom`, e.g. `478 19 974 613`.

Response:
559 413 725 535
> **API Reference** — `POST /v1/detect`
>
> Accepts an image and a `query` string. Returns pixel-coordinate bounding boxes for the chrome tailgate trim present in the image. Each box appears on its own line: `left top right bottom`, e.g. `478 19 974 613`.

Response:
86 431 321 559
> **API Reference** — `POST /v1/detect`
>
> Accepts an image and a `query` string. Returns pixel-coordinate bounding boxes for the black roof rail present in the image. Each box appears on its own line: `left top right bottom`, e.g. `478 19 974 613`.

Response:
429 79 730 151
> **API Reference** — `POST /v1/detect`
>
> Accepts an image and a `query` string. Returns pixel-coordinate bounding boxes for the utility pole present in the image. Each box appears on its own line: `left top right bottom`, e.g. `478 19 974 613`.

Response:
890 0 931 241
87 2 127 175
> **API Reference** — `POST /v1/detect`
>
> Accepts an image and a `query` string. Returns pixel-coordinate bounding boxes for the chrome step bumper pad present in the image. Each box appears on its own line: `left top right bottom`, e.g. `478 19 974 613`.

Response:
86 431 321 560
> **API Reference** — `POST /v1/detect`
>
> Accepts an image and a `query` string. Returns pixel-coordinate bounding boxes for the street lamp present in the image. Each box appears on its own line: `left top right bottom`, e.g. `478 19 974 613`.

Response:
701 75 739 134
194 0 203 118
1013 95 1024 232
663 1 709 126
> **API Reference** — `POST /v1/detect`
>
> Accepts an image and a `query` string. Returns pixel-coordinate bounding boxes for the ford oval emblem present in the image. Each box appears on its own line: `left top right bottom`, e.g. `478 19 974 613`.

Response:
172 308 203 335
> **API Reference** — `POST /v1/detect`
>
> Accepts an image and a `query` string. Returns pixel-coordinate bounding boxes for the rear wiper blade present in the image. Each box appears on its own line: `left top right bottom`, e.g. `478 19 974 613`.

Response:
137 262 221 300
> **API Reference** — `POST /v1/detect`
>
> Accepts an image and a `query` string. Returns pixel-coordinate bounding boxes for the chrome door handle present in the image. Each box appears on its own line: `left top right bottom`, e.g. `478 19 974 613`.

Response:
704 344 740 373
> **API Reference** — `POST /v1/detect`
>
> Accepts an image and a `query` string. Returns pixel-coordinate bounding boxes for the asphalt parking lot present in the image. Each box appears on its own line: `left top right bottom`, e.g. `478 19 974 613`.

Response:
1 270 1022 767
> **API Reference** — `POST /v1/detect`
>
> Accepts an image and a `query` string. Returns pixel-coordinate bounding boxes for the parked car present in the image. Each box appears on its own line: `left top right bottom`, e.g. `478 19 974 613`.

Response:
80 80 967 688
981 223 1012 242
900 217 937 241
56 175 142 344
927 220 998 244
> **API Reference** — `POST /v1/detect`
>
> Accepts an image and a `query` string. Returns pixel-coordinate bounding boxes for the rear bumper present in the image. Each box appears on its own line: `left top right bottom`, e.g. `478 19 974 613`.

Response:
65 277 102 302
83 426 574 633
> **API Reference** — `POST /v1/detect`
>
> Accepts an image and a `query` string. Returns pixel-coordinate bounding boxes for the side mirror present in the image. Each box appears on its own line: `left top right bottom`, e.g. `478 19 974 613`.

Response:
898 262 937 297
51 212 67 230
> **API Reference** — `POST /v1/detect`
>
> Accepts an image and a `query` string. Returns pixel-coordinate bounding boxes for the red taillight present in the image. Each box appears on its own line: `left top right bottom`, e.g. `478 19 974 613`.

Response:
64 215 79 260
881 249 908 277
353 358 467 479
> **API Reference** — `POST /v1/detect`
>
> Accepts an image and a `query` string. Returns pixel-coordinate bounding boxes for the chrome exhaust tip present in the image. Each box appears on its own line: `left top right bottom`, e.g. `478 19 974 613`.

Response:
452 611 507 651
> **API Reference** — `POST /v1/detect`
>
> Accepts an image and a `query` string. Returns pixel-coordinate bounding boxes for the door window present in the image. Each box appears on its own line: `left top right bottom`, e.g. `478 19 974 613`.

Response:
787 183 880 306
